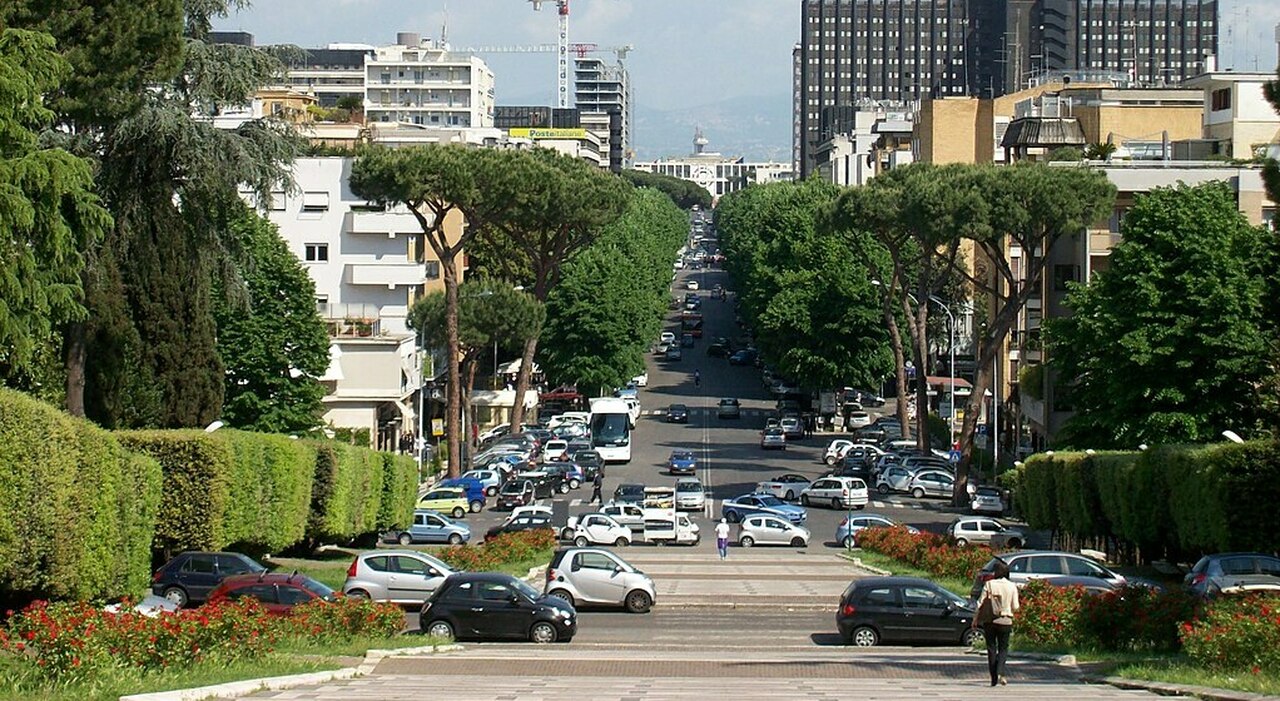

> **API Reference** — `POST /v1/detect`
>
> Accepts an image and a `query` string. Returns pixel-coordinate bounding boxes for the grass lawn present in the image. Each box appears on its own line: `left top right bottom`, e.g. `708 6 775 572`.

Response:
841 549 972 598
271 545 557 592
1111 662 1280 697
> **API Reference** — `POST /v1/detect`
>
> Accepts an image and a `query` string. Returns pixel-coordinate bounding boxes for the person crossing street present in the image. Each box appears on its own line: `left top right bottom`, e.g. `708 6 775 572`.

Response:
589 470 603 504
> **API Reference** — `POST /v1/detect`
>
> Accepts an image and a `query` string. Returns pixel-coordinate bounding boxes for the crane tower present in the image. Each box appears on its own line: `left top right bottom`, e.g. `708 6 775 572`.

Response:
529 0 572 108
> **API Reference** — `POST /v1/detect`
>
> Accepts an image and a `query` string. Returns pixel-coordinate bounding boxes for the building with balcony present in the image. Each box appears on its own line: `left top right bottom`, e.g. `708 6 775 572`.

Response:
1184 62 1280 160
364 32 494 129
574 56 632 170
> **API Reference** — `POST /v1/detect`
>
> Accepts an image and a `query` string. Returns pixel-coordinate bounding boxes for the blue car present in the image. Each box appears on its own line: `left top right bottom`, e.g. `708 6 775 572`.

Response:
383 509 471 546
437 478 488 512
722 493 808 525
460 469 505 497
667 450 697 475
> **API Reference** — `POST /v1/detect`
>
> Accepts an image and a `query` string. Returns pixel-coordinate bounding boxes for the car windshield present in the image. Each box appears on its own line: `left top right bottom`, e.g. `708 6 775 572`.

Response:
500 482 526 494
591 413 629 444
670 405 687 412
298 576 337 601
756 495 784 506
677 481 701 492
720 399 737 406
765 428 783 436
509 578 541 600
672 451 693 460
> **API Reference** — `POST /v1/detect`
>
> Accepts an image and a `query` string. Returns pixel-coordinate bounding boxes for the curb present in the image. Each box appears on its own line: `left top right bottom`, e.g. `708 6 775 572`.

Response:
661 601 833 611
962 648 1076 666
117 643 462 701
1082 675 1280 701
836 552 893 576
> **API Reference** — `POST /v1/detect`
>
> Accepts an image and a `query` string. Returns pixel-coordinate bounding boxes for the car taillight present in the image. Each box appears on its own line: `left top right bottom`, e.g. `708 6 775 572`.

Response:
347 559 359 578
152 569 164 582
547 569 557 583
840 603 856 616
1191 573 1207 586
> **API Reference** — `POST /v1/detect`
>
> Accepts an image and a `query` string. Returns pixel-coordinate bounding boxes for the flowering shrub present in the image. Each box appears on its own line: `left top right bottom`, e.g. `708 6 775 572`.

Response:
282 597 403 642
1081 585 1195 652
1181 594 1280 672
856 526 993 580
438 528 557 572
1018 580 1090 648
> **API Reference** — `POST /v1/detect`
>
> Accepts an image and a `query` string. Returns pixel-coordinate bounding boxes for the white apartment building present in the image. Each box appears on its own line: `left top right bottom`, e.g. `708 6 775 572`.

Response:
364 32 495 129
1184 62 1280 160
633 130 794 201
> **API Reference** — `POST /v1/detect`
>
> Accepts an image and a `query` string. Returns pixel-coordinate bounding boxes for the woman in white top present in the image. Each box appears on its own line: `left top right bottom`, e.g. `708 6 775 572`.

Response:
973 558 1020 686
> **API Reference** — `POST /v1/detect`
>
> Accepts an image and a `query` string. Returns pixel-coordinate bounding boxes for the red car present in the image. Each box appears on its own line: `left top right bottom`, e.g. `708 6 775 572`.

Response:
207 572 338 614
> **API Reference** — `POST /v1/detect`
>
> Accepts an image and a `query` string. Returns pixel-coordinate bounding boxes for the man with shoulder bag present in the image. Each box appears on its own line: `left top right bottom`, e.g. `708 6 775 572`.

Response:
972 559 1020 687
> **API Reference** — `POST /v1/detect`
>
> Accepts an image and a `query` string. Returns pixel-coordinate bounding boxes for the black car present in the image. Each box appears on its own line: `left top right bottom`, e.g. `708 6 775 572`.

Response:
613 483 646 504
485 513 556 542
707 341 732 358
829 458 873 483
151 551 267 608
667 403 689 423
522 470 569 496
837 576 980 647
570 450 604 481
728 349 758 365
495 479 536 510
420 573 576 643
680 333 696 348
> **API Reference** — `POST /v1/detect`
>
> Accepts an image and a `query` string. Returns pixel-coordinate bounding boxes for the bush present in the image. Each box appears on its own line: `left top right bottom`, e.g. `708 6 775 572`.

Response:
1182 594 1280 672
437 530 558 572
1020 580 1198 653
1019 579 1090 648
119 429 314 554
306 441 384 542
377 453 418 531
281 597 404 642
856 527 993 581
0 389 163 600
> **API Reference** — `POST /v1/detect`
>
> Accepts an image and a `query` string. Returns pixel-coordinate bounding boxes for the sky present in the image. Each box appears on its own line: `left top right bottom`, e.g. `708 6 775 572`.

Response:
221 0 1280 154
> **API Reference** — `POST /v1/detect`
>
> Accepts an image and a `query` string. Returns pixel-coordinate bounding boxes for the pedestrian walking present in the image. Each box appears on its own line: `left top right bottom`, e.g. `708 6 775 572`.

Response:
973 558 1020 686
693 369 701 388
589 471 603 504
715 518 730 560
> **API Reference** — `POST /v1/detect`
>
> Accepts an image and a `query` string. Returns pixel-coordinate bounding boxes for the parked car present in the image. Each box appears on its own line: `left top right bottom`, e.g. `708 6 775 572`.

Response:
601 502 647 532
518 469 569 496
495 479 536 510
460 469 506 497
342 550 455 605
545 548 655 613
835 514 918 549
612 483 647 505
660 331 676 345
947 517 1024 548
707 340 732 358
151 551 267 607
665 346 683 362
738 515 811 548
875 465 917 494
722 493 807 525
901 456 954 474
383 509 471 546
208 572 337 615
667 449 697 476
562 513 632 547
686 280 699 290
729 349 758 366
417 487 472 519
799 476 869 510
570 450 604 482
666 403 689 423
845 411 873 429
420 573 576 644
779 416 804 440
542 463 583 490
435 478 487 513
542 439 570 462
971 552 1126 600
755 474 812 501
969 486 1005 515
1039 576 1122 596
906 469 955 499
1184 553 1280 598
630 372 649 387
675 477 706 511
717 398 741 419
486 512 557 542
838 576 980 647
760 427 787 450
823 439 856 466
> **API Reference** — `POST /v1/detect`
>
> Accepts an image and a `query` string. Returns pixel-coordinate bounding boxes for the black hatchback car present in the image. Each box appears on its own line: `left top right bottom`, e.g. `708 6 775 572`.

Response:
837 576 980 647
667 403 690 423
151 551 267 608
420 573 576 643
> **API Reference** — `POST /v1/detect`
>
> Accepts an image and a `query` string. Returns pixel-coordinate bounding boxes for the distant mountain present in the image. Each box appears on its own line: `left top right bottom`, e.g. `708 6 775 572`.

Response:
633 94 792 163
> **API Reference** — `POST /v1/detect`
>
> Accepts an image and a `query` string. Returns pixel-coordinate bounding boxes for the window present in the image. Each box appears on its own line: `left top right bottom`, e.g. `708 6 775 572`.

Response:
392 556 429 576
276 585 312 606
1257 558 1280 576
575 553 617 571
1053 264 1079 291
424 261 441 279
1029 556 1064 575
1221 557 1255 575
302 191 330 211
1065 557 1107 578
181 555 215 574
217 555 254 575
363 556 390 573
859 586 897 606
1211 87 1231 112
477 582 513 601
230 584 277 603
440 581 474 602
902 586 944 608
304 244 328 262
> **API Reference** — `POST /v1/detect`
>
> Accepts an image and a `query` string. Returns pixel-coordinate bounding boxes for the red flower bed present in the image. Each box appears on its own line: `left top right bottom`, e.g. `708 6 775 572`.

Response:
856 526 993 581
1181 593 1280 672
281 596 404 642
1019 580 1198 653
437 528 557 572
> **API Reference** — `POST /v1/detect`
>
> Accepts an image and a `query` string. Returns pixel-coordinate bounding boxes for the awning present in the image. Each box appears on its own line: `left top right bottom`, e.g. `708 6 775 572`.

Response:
470 389 539 409
925 376 972 389
496 358 540 375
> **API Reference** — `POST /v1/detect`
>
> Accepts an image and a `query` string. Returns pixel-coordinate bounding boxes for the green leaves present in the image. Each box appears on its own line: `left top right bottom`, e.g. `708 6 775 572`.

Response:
408 280 545 360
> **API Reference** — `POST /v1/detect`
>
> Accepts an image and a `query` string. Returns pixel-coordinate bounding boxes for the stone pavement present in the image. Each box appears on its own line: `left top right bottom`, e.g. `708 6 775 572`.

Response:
616 549 869 607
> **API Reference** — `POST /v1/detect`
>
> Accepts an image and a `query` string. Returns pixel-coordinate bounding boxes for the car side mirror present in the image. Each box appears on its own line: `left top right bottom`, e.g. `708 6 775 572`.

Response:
508 593 521 604
614 565 624 574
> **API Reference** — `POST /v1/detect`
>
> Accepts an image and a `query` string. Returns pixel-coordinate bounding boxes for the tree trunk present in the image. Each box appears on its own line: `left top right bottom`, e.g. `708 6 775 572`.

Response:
64 322 87 417
903 290 931 453
885 311 911 440
441 251 463 478
507 335 539 431
463 355 478 472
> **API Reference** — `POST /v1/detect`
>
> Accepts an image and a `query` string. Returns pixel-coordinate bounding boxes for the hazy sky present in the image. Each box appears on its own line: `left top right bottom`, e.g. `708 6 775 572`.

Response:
222 0 1280 111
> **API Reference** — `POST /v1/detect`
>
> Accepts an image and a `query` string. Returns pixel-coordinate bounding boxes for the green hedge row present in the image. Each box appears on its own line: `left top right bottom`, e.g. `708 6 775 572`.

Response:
305 442 417 541
0 389 162 600
1012 441 1280 556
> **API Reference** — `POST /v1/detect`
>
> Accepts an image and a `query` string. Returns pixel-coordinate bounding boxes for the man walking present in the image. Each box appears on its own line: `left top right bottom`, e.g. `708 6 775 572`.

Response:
715 518 731 560
589 470 603 504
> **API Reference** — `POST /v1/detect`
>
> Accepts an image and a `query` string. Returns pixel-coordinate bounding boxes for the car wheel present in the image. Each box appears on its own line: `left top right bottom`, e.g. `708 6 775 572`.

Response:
784 489 795 501
877 483 890 495
560 528 573 540
791 536 806 548
962 627 984 647
529 621 558 644
161 586 189 608
824 455 836 466
911 488 925 499
574 536 589 547
451 507 466 519
425 620 454 640
548 589 574 607
740 535 754 548
625 589 653 614
569 479 581 490
398 532 413 546
448 533 464 545
726 511 741 524
346 588 369 599
469 500 483 513
614 537 629 547
801 495 811 506
842 535 855 549
850 625 879 647
558 483 570 494
831 498 841 510
486 486 498 497
955 537 968 547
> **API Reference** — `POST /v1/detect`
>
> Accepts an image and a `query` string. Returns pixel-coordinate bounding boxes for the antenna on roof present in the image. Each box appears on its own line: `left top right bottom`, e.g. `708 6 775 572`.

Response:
441 1 449 48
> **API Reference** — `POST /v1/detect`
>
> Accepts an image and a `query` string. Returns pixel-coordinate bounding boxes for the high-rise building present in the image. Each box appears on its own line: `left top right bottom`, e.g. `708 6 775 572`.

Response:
574 56 632 169
796 0 1218 177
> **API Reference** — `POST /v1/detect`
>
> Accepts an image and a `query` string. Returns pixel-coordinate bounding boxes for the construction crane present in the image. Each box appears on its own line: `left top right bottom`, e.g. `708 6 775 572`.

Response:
529 0 572 108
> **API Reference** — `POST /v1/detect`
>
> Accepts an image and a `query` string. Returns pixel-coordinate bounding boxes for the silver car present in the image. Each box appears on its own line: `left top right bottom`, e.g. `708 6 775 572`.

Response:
545 547 656 613
946 516 1025 548
969 486 1005 515
342 550 455 605
906 469 955 499
738 515 810 548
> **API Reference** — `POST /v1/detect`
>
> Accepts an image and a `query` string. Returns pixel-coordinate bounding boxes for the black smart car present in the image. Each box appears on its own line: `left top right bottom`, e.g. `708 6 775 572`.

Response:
420 573 576 643
836 576 980 647
151 551 267 608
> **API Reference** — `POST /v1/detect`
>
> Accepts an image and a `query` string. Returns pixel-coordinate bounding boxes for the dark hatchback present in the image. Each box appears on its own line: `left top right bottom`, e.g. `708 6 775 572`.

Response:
613 483 646 504
570 450 604 481
485 513 556 542
837 576 980 647
420 573 576 643
151 551 267 607
667 403 690 423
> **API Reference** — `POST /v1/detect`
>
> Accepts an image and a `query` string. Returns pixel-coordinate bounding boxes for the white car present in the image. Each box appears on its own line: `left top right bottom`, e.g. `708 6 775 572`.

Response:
739 515 810 548
875 465 917 494
631 372 649 387
675 477 706 511
563 513 632 547
846 411 873 429
660 332 676 345
542 439 569 462
477 423 512 443
823 439 855 466
907 469 956 499
506 504 554 525
970 486 1005 515
799 476 869 510
755 474 812 501
601 502 647 532
686 280 699 290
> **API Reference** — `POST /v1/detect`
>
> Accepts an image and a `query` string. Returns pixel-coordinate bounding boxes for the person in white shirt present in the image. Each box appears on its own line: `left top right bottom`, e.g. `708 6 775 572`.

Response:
973 558 1020 686
714 518 731 560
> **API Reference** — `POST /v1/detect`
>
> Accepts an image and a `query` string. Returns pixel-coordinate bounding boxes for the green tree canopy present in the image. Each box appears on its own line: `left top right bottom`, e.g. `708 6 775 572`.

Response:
1049 181 1274 447
408 279 545 367
212 204 329 433
622 169 712 210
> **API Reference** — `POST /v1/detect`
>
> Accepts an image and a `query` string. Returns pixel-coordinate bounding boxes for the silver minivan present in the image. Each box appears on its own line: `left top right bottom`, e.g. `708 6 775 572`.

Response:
343 550 455 605
545 547 655 613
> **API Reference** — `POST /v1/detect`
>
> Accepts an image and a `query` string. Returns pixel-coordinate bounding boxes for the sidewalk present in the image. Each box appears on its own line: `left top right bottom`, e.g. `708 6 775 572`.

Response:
620 551 874 608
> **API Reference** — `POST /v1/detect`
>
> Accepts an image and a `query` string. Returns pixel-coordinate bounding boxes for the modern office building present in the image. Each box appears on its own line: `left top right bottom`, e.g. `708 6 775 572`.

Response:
574 56 632 170
796 0 1218 176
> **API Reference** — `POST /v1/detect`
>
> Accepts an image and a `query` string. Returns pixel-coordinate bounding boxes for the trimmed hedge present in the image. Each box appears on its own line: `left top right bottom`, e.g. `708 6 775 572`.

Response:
1013 441 1280 557
118 429 314 553
305 441 418 541
378 452 418 531
0 389 162 600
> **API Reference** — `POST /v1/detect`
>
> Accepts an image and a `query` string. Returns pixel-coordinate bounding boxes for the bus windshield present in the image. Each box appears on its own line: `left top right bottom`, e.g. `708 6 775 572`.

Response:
591 413 630 446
